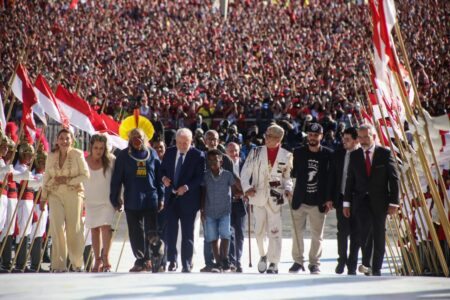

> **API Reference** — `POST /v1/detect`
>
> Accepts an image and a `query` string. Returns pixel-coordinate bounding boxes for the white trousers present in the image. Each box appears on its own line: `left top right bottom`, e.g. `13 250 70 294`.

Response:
253 204 282 264
16 200 34 243
31 205 48 238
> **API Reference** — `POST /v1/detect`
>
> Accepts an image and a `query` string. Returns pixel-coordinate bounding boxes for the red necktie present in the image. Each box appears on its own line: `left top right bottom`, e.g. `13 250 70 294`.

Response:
365 150 371 177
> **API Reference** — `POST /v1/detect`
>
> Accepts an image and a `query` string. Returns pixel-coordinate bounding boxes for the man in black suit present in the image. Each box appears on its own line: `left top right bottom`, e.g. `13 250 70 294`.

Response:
226 142 246 273
160 128 205 273
343 124 399 276
289 123 334 275
329 127 360 275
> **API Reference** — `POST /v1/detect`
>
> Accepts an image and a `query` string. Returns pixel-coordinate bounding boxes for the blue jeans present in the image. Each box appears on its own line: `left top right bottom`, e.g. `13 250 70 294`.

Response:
205 215 231 242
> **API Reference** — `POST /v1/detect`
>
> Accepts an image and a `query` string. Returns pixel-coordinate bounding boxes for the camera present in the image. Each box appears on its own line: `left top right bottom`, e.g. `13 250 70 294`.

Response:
269 180 281 188
270 189 284 205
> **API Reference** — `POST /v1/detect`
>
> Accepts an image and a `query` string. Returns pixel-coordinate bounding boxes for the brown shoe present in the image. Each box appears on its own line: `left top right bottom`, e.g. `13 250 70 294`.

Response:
129 264 146 272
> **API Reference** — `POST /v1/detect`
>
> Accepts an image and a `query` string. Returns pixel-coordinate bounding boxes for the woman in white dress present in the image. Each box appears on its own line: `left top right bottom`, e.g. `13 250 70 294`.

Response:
84 134 116 272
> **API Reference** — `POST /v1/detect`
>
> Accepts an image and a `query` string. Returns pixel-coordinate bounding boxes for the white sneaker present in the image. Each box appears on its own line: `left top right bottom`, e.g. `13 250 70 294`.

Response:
358 264 371 275
257 256 267 273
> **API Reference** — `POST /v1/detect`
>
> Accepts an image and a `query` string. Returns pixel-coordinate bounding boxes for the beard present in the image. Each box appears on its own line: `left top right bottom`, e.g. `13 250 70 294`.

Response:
308 140 319 147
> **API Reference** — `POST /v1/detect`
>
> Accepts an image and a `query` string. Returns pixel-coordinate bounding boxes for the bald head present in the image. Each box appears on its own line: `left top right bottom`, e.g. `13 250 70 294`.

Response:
226 142 240 162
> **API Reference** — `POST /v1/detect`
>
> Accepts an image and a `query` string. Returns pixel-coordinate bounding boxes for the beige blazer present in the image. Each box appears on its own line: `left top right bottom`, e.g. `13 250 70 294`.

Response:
42 148 90 199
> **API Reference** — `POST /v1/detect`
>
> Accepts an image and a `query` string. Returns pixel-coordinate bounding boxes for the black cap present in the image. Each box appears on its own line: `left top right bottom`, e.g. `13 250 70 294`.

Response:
308 123 323 134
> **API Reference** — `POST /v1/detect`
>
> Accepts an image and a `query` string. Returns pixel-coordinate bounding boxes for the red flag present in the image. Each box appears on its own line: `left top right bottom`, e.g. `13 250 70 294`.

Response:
34 75 70 128
100 113 120 135
55 85 96 134
69 0 79 10
11 64 37 137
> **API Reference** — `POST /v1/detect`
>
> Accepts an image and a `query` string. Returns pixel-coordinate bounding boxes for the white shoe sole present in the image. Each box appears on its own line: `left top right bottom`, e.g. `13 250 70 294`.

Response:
257 258 267 273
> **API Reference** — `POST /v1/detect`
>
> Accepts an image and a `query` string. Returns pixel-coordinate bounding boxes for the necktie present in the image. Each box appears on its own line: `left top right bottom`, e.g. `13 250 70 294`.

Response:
365 150 371 177
174 153 184 188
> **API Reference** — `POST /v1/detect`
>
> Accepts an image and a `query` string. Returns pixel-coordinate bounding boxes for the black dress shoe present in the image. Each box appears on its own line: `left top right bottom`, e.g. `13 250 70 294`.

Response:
372 270 381 276
347 270 357 275
181 267 191 273
168 262 177 272
335 262 345 274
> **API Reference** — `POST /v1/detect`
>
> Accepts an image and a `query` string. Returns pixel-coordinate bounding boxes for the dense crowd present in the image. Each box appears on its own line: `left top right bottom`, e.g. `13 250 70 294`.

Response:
0 1 447 144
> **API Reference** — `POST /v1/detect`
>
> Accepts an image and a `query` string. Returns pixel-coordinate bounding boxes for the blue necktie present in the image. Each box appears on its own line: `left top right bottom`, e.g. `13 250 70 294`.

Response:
174 153 184 188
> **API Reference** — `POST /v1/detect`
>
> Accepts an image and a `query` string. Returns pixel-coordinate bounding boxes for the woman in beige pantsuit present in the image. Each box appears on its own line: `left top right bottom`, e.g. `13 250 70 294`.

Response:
42 128 90 272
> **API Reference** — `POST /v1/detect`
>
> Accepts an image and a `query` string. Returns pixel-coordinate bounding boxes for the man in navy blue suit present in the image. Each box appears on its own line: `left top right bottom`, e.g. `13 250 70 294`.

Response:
160 128 205 273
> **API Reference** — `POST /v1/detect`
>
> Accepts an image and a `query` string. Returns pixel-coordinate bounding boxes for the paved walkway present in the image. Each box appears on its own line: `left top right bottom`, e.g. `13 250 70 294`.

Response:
1 238 449 300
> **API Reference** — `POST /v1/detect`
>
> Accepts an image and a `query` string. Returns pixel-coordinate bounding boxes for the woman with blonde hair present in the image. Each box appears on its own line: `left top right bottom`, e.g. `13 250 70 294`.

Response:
42 128 90 272
84 134 116 272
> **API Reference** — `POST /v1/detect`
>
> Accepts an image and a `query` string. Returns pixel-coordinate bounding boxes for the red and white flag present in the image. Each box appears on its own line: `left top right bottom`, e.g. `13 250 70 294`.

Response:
69 0 79 10
90 111 127 149
0 92 6 131
11 64 37 139
369 0 410 128
55 85 96 134
34 75 70 128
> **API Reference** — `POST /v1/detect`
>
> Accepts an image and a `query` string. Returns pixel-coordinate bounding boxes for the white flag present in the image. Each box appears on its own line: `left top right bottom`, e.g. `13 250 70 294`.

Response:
0 92 6 131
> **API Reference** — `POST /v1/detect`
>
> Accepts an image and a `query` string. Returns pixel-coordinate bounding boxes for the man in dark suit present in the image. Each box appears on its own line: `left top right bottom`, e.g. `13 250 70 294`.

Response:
160 128 205 273
344 124 399 276
329 127 360 275
226 142 246 273
289 123 334 275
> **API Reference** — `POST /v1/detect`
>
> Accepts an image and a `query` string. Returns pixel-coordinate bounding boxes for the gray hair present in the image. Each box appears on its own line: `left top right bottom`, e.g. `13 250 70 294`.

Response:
358 124 376 135
176 128 193 140
204 129 219 139
266 124 285 139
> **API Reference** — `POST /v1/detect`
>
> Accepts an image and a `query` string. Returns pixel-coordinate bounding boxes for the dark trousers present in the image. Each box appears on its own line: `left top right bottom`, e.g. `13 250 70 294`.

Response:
166 203 197 269
125 208 158 266
157 208 168 267
336 196 360 272
30 237 43 270
229 200 246 267
15 236 28 270
1 235 13 269
203 232 214 267
356 201 385 272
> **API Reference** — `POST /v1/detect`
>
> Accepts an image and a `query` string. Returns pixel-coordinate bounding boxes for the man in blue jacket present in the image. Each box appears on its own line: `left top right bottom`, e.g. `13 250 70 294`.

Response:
160 128 205 273
110 128 164 272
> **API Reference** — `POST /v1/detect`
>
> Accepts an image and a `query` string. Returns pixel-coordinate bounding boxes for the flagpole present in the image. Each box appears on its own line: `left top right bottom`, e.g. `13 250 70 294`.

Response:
21 124 48 271
8 121 46 271
4 46 28 123
364 77 437 276
364 82 421 275
9 189 42 272
392 72 450 246
404 171 440 274
393 23 450 219
0 122 25 258
21 189 45 272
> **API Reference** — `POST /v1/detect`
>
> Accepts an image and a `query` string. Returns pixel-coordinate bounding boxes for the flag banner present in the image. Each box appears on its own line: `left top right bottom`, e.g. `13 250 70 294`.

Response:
55 85 96 134
34 75 69 127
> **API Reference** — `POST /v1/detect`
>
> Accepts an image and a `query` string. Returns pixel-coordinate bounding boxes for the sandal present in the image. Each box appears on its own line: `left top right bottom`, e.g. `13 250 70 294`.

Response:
102 255 112 272
91 257 103 272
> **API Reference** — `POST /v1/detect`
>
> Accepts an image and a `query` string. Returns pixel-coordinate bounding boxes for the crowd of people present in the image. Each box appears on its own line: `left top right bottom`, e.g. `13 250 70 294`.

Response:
0 1 448 136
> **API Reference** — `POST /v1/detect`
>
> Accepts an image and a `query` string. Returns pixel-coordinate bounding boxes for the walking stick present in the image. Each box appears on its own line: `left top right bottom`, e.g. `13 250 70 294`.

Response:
247 203 252 268
115 234 128 272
